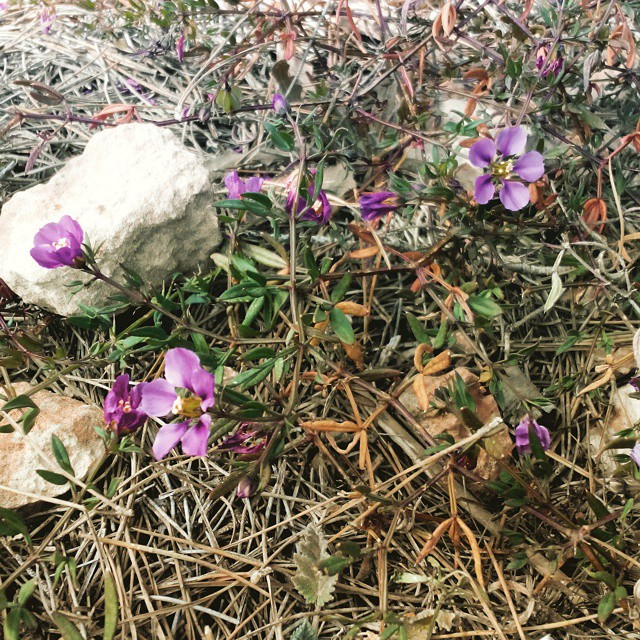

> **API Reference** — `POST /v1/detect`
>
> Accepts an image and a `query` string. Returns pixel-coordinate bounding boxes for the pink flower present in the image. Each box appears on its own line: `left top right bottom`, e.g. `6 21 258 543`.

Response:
630 443 640 469
470 126 545 211
219 423 267 455
176 33 185 62
30 216 84 269
140 348 215 459
104 375 148 435
285 187 332 224
39 2 54 34
272 94 289 115
224 171 264 200
359 191 400 221
514 415 550 455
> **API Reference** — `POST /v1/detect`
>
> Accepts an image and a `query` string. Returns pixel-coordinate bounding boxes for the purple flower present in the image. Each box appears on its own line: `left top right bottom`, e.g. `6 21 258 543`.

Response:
140 348 215 459
224 171 264 200
176 33 185 62
39 2 54 34
219 423 267 455
514 415 551 455
359 191 400 221
285 187 332 224
272 93 289 115
536 46 563 77
630 376 640 391
630 443 640 469
236 475 258 499
30 216 84 269
469 126 545 211
104 375 148 435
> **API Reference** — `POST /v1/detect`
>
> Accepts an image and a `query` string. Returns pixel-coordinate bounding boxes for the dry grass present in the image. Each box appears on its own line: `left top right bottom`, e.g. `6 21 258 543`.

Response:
2 1 640 638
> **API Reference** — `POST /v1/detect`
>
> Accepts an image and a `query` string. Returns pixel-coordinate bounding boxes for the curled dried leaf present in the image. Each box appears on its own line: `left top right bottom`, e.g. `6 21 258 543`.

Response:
413 374 432 412
422 350 452 376
414 343 434 373
416 517 454 563
348 246 380 259
300 419 360 433
342 339 365 370
582 198 607 233
335 301 370 317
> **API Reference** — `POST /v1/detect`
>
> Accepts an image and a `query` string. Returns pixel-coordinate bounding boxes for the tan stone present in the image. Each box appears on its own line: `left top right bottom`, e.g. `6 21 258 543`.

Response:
399 367 512 479
0 383 105 509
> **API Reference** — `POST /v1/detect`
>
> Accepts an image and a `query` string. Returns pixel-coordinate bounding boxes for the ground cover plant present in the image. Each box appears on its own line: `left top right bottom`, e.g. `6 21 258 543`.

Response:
2 0 640 638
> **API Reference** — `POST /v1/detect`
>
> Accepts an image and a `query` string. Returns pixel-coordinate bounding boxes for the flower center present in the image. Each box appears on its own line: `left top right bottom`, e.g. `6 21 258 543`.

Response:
172 395 203 418
52 237 70 250
491 160 513 179
118 399 132 414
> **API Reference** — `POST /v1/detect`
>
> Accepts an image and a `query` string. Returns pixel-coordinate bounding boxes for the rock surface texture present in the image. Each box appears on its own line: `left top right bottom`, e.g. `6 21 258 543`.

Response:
0 123 222 316
0 383 105 509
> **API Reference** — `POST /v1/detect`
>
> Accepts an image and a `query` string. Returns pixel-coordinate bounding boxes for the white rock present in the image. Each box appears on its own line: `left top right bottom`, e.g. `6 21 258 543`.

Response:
0 123 222 316
0 383 105 509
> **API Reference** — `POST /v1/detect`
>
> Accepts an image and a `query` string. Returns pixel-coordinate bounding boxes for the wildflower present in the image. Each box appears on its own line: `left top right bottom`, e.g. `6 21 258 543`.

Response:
176 33 185 62
514 415 551 455
236 475 258 499
39 2 54 34
104 375 148 435
30 216 84 269
140 348 215 459
630 443 640 469
359 191 400 221
224 171 264 200
285 187 332 224
469 126 545 211
272 93 289 116
630 376 640 391
536 46 564 78
219 423 267 455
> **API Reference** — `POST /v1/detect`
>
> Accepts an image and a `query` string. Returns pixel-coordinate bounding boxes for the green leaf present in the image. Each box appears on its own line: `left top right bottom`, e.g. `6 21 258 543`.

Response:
330 274 352 303
528 424 547 461
597 591 615 622
292 524 338 607
36 469 69 485
18 579 36 606
103 572 118 640
0 395 40 434
51 435 74 475
0 507 30 543
51 612 84 640
406 313 430 344
586 570 617 590
4 606 21 640
228 361 276 392
291 620 318 640
264 122 294 151
329 307 355 345
467 295 502 318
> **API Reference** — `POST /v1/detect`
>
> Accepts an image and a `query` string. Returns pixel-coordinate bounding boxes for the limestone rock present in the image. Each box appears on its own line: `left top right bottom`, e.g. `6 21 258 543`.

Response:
399 367 512 480
0 383 105 509
0 123 222 316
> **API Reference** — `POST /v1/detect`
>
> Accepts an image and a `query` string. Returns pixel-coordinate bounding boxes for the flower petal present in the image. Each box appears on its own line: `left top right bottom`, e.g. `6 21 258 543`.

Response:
30 245 64 268
190 368 215 411
139 378 177 416
244 177 264 193
513 151 545 182
152 421 189 460
181 414 211 457
474 174 495 204
224 172 245 200
164 348 201 390
468 139 496 168
104 375 130 421
499 180 530 211
496 126 527 157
